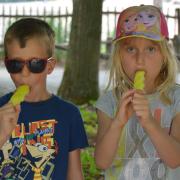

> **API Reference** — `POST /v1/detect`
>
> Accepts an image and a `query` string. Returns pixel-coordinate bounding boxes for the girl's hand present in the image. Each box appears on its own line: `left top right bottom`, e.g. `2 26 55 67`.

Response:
0 103 20 142
132 90 153 127
115 89 135 127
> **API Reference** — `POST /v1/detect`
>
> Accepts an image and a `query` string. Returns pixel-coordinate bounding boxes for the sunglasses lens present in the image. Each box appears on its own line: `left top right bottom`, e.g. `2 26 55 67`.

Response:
5 60 23 73
29 59 47 73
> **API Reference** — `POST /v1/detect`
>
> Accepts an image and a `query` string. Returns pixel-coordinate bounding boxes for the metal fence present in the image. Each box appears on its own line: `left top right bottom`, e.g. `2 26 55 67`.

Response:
0 5 179 60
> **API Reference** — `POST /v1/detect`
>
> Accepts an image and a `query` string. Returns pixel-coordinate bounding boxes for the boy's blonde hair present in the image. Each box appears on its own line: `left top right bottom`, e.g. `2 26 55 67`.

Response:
4 18 55 58
107 38 178 105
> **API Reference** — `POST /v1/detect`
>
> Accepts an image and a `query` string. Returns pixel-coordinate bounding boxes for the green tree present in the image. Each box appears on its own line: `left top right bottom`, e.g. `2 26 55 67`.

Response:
58 0 103 105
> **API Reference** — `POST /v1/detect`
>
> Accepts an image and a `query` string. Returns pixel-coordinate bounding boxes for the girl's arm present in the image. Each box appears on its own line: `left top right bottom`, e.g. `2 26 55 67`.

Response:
133 91 180 168
144 113 180 168
95 110 124 169
67 149 84 180
95 90 134 169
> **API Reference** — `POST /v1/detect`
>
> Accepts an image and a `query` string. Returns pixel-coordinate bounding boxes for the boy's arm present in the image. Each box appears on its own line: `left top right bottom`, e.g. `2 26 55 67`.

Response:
67 149 84 180
0 103 20 149
0 136 8 149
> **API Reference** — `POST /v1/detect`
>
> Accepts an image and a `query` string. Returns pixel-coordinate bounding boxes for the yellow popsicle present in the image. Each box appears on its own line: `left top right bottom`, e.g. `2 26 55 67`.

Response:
10 85 30 106
133 71 145 90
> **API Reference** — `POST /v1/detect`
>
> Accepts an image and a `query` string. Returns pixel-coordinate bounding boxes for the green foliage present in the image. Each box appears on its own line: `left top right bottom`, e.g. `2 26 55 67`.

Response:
79 101 98 144
46 18 68 62
79 102 104 179
0 48 4 57
81 148 103 180
100 44 106 54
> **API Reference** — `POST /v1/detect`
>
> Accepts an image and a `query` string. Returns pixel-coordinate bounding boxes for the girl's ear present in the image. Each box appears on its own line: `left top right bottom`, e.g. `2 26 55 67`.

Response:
47 58 56 74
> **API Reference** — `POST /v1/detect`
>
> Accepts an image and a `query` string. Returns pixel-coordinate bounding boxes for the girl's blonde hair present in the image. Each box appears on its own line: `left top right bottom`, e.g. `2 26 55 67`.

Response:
107 38 178 105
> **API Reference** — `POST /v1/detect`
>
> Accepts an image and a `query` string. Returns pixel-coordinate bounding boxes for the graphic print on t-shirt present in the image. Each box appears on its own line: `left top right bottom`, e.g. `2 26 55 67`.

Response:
106 107 170 180
0 119 58 180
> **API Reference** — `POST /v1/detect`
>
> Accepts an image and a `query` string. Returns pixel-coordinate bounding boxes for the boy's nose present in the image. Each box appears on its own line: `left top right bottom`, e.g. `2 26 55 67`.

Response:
21 65 30 77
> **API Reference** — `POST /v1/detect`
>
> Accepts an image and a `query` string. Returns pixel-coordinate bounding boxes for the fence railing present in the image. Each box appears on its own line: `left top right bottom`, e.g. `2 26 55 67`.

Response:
0 5 179 61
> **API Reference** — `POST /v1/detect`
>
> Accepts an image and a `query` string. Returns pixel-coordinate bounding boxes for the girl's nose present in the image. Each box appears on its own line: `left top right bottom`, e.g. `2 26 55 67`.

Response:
136 51 145 66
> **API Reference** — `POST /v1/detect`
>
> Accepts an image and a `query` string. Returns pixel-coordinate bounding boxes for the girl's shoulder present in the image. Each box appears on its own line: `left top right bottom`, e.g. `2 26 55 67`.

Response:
95 89 118 118
170 84 180 116
169 84 180 97
96 90 117 104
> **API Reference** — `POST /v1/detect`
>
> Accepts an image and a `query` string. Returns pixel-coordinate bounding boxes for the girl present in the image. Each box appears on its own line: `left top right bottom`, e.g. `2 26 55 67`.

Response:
95 5 180 180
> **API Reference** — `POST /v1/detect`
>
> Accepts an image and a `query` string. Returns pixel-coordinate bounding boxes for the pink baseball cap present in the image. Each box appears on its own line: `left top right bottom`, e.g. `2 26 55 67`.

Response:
114 5 169 42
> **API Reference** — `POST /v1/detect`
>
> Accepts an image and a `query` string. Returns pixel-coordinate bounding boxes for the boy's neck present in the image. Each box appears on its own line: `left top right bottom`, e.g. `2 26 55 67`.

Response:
25 90 52 103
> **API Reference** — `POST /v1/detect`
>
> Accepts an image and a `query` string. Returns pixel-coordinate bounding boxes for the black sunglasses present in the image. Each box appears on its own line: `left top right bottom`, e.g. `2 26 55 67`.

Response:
5 57 52 74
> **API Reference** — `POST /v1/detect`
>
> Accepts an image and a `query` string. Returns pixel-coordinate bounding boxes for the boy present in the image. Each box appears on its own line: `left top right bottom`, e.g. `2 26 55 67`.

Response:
0 18 88 180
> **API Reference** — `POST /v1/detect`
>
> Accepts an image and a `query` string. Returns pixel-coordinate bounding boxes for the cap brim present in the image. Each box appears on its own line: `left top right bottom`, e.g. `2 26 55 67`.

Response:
113 33 164 43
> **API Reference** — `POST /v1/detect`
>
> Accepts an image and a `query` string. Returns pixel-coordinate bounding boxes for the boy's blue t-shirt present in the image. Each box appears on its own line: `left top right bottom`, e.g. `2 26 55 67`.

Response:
0 93 88 180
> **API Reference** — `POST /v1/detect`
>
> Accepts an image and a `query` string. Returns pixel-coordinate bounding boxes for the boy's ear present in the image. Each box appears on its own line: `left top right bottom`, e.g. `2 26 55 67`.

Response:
47 58 56 74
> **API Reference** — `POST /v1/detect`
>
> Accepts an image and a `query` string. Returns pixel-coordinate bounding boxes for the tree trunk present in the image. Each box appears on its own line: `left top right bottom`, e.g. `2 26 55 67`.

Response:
58 0 103 105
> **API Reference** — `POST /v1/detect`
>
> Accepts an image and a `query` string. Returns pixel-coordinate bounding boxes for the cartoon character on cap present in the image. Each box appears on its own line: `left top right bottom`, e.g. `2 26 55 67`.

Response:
123 13 139 33
138 10 157 28
137 6 161 37
118 7 140 36
115 5 169 41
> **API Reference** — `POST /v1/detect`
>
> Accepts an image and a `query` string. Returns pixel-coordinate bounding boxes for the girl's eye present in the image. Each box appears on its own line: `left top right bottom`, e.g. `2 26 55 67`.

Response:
146 46 156 53
127 47 136 53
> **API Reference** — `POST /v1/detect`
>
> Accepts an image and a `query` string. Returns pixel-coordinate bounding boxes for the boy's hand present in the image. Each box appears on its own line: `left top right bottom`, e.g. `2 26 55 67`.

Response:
0 103 20 144
115 89 135 127
132 90 153 127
